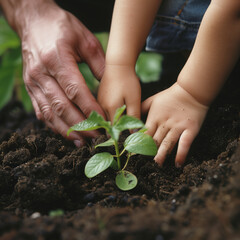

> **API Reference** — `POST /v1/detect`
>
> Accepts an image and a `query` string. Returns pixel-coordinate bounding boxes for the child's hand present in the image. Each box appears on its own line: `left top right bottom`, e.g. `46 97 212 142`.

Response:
98 65 141 122
142 83 209 167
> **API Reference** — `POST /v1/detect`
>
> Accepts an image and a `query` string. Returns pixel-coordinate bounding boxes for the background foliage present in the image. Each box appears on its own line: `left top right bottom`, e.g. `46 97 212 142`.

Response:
0 16 162 112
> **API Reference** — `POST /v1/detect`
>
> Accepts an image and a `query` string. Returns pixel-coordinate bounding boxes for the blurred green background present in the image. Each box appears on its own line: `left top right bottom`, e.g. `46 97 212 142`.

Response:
0 16 163 112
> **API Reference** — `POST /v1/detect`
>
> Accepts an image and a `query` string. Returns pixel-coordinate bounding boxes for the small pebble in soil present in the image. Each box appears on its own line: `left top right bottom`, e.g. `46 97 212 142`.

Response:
87 202 94 207
30 212 41 219
170 199 177 213
107 195 116 202
83 192 96 203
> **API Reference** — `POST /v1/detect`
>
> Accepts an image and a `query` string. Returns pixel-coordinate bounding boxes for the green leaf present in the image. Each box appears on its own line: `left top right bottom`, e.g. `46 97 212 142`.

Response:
85 152 114 178
20 84 33 112
49 209 64 217
110 159 118 170
95 138 115 148
115 115 144 132
0 48 22 109
0 17 20 55
67 111 110 136
78 63 99 93
113 105 126 124
108 126 121 142
95 32 109 53
124 132 157 156
0 63 15 109
136 52 163 83
138 127 147 133
115 170 137 191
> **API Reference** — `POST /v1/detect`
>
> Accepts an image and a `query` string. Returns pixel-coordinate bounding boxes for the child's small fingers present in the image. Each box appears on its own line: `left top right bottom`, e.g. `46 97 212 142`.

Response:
152 124 170 147
141 96 154 115
145 119 158 137
104 105 120 123
154 129 181 166
126 103 141 120
175 130 196 168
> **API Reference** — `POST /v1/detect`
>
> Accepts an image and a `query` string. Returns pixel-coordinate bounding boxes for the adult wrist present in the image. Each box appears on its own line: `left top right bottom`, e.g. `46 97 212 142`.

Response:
0 0 56 38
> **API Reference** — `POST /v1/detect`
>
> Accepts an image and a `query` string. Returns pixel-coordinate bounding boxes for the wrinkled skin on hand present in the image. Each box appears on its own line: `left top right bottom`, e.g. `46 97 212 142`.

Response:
142 82 209 167
21 2 106 144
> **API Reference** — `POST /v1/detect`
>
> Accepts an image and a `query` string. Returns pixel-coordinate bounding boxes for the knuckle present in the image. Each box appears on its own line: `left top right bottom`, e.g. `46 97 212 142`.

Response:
40 49 57 67
65 83 79 100
28 64 42 80
153 137 160 146
40 105 53 122
23 75 32 87
84 37 101 56
51 99 67 117
162 139 173 149
80 103 93 117
42 81 55 99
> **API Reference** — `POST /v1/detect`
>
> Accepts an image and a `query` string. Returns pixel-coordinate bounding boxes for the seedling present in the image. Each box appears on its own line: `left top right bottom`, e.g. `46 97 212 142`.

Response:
67 105 157 191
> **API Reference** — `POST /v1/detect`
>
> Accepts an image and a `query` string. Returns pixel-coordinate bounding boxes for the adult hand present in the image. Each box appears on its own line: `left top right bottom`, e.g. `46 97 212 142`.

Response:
142 83 208 168
11 1 106 145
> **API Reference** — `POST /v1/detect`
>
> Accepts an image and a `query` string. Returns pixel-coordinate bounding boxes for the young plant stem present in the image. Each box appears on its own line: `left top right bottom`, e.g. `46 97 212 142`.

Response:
122 153 131 171
114 141 121 170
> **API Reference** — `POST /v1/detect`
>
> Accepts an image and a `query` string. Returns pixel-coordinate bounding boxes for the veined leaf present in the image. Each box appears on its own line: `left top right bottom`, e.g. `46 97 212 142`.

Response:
95 138 115 148
124 132 157 156
113 105 126 124
115 115 144 132
110 159 118 170
138 127 147 133
108 126 121 142
115 170 137 191
85 152 114 178
67 111 110 136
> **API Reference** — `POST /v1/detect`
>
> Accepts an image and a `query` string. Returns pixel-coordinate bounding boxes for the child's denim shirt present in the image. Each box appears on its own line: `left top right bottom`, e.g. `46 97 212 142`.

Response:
146 0 211 53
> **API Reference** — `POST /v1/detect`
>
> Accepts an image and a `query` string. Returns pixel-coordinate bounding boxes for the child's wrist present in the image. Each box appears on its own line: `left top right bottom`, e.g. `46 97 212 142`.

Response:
177 74 213 107
104 62 136 72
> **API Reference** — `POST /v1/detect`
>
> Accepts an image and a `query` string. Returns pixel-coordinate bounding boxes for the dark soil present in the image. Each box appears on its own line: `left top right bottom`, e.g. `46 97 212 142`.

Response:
0 58 240 240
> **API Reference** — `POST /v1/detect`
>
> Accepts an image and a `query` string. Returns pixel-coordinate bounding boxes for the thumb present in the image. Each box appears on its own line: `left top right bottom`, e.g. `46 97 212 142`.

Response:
141 96 154 115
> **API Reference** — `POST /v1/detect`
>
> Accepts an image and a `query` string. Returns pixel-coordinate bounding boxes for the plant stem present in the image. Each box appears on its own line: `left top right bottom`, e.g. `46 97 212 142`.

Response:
114 141 121 170
122 153 131 171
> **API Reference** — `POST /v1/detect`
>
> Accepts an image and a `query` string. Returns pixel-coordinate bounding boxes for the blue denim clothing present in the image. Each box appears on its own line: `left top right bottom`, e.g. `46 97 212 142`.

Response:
146 0 211 53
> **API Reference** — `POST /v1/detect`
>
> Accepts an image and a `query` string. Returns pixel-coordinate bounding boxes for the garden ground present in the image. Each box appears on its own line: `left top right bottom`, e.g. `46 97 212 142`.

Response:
0 57 240 240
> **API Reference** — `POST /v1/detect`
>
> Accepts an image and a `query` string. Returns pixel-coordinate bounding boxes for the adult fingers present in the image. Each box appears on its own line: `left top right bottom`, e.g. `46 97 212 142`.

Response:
26 86 43 121
28 75 95 141
50 53 106 119
78 31 105 80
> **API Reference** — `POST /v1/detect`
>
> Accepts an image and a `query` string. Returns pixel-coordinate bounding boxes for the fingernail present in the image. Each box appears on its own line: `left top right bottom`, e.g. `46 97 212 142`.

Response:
175 162 182 168
74 140 83 148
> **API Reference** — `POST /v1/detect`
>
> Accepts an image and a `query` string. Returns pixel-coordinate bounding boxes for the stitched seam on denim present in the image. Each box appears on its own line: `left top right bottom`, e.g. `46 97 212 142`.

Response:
155 15 200 30
177 0 189 17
